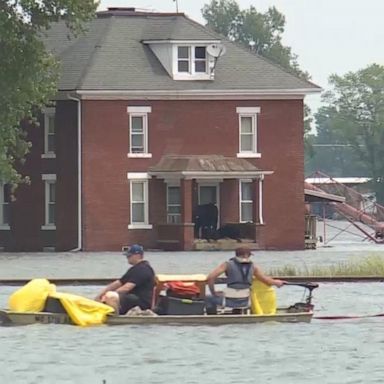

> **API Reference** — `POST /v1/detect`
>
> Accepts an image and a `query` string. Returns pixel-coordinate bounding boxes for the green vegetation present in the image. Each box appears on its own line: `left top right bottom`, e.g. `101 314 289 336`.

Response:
268 255 384 277
0 0 97 186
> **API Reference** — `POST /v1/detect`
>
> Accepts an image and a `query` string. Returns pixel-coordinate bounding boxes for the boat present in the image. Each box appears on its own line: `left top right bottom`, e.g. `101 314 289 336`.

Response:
0 307 314 326
0 275 318 326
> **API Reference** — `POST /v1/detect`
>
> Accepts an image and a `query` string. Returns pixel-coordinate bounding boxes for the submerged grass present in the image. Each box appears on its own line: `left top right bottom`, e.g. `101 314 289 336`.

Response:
268 255 384 277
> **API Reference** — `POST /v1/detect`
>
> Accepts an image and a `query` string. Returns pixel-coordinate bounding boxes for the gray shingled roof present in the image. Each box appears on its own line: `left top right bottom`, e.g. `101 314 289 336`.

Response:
42 11 320 92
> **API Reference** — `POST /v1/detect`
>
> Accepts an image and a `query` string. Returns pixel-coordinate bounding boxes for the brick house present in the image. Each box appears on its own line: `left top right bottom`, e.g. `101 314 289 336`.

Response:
0 7 320 251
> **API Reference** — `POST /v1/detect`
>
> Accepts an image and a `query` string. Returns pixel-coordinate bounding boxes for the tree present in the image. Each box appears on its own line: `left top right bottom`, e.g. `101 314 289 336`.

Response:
201 0 309 79
201 0 312 144
317 64 384 203
0 0 97 186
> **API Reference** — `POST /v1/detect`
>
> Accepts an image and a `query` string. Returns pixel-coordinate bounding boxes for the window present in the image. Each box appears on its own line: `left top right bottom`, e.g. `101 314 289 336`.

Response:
42 107 56 158
236 107 261 158
127 106 152 158
127 173 152 229
0 184 11 229
240 181 253 223
167 185 181 224
177 45 207 75
42 174 56 230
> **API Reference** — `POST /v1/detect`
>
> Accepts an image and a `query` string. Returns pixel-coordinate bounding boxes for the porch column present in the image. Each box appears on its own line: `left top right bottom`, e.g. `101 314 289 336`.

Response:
180 178 194 250
253 175 266 247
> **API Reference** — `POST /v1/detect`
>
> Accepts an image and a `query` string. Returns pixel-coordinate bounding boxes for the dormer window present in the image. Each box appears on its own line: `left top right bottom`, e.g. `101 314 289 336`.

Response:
177 46 207 74
144 39 222 81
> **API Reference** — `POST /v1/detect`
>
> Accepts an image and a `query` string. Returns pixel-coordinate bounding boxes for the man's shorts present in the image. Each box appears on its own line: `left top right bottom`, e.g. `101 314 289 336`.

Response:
118 292 140 315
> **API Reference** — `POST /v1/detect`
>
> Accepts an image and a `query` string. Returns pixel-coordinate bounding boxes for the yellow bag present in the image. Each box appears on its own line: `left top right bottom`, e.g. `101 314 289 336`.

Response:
8 279 56 312
251 279 277 315
50 292 114 326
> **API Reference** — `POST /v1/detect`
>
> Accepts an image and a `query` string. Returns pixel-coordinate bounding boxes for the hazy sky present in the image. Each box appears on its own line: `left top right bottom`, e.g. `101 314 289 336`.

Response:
98 0 384 114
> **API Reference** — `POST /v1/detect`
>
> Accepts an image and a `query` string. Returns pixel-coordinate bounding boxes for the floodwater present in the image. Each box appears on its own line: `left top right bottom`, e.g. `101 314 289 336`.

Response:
1 220 384 384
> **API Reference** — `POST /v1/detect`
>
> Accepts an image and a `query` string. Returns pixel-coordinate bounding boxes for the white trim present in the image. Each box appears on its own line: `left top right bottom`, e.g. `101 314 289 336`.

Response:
127 106 152 113
166 184 181 224
42 107 55 157
143 40 222 45
129 179 150 227
128 224 153 230
258 178 264 225
42 178 56 229
127 172 150 180
41 174 56 181
0 224 10 230
127 107 151 155
127 153 152 158
41 153 56 159
0 184 10 228
238 108 259 155
181 171 273 179
41 225 56 230
239 180 253 223
75 89 320 100
236 107 261 114
236 153 261 158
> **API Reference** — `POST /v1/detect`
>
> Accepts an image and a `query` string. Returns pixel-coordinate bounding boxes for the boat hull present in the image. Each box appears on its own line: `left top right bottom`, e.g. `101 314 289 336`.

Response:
0 309 312 326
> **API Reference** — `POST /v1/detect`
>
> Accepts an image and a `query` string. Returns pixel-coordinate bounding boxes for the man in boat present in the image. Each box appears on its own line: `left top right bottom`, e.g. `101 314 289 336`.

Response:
95 244 155 315
206 247 286 314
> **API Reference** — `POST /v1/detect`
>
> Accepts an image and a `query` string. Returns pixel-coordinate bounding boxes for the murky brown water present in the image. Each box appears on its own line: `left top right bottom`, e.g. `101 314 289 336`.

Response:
1 221 384 383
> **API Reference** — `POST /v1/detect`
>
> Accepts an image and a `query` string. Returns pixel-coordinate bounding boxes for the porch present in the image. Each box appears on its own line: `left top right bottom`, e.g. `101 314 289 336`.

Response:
149 155 272 251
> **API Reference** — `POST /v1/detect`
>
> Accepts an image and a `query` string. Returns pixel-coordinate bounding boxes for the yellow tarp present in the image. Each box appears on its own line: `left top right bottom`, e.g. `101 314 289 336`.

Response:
50 292 114 326
8 279 56 312
251 279 277 315
8 279 114 326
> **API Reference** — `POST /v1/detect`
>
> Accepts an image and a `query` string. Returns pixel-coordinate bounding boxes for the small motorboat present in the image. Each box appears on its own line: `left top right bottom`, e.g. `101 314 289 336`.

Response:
0 276 318 326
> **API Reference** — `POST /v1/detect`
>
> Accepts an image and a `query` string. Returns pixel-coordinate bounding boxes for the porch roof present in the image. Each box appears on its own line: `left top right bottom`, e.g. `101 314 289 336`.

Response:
148 155 273 179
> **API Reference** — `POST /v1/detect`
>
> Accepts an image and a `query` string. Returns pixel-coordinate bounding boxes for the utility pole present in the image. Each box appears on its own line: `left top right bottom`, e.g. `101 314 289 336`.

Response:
174 0 179 13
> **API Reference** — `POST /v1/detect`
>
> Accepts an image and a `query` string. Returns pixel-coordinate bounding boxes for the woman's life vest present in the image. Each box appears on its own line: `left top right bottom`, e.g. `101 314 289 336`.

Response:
225 258 254 289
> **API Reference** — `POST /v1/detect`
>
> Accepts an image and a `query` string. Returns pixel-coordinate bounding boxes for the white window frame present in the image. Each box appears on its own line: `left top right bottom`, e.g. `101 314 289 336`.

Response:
236 107 261 158
41 174 56 230
127 173 152 229
239 180 253 223
127 106 152 158
166 183 181 224
41 107 56 159
173 45 210 80
0 183 10 230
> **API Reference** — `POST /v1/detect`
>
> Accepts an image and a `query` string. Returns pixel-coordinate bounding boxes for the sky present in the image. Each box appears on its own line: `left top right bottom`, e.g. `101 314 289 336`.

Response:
98 0 384 118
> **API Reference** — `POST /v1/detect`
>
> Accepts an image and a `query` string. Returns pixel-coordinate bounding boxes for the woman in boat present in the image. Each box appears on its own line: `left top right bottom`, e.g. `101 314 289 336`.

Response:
206 247 286 314
95 244 155 315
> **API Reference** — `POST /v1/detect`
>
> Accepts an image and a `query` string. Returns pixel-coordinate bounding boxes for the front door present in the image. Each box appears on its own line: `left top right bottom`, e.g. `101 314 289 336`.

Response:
198 183 220 226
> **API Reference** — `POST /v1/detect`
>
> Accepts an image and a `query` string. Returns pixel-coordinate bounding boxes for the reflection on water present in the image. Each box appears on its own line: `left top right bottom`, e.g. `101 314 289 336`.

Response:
1 220 384 383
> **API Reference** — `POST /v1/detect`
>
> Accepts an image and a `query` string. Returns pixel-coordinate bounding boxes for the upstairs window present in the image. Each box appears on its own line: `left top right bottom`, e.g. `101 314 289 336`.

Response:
236 107 261 158
42 107 56 158
127 106 152 158
240 181 253 223
177 46 207 75
167 185 181 224
0 184 11 229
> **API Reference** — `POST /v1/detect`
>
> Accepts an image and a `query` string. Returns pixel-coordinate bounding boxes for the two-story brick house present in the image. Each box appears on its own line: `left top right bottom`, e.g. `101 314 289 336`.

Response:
0 7 320 251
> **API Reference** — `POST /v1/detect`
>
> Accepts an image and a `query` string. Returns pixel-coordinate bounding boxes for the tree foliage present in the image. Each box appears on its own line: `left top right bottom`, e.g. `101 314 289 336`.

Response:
201 0 312 143
315 64 384 203
201 0 309 79
0 0 97 185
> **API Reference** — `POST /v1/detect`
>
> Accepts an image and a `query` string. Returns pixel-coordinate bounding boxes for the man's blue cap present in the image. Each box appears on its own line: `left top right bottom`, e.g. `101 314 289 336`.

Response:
124 244 144 256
